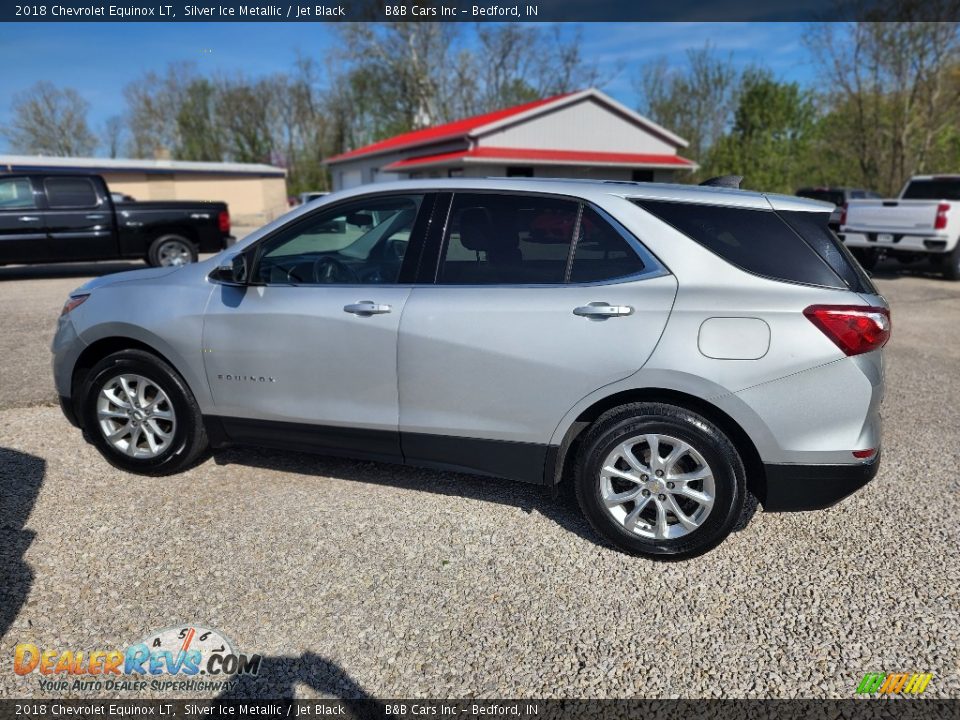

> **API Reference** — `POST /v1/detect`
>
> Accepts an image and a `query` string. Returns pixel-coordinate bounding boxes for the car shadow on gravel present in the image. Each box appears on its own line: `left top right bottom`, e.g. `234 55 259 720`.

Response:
0 447 45 641
212 446 757 551
214 651 382 706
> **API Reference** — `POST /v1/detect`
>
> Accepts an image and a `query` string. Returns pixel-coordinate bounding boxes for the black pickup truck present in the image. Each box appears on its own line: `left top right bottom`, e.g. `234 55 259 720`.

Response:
0 173 234 267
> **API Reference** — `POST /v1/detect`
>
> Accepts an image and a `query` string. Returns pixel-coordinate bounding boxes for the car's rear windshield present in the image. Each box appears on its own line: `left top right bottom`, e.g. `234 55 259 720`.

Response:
901 179 960 201
634 200 877 294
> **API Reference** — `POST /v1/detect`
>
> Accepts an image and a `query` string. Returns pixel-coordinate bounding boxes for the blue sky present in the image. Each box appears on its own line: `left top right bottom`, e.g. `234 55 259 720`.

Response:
0 22 814 154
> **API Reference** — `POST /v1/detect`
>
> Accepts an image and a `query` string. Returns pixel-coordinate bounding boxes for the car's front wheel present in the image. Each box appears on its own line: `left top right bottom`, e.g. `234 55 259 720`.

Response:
575 402 747 559
80 350 209 475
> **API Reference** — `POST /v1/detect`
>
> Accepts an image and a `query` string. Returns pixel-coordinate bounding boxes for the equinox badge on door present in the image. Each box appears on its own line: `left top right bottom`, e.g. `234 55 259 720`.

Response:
217 374 277 383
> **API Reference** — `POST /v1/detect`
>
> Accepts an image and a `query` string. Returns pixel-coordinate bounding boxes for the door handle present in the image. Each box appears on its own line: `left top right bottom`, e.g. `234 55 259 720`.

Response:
18 216 40 222
344 301 392 316
86 214 106 220
573 302 634 319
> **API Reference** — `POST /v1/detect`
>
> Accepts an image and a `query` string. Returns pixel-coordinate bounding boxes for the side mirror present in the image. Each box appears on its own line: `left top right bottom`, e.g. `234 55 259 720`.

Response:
214 253 248 285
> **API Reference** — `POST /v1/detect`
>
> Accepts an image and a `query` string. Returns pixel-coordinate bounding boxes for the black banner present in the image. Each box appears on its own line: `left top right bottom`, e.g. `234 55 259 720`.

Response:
2 0 960 22
1 700 960 720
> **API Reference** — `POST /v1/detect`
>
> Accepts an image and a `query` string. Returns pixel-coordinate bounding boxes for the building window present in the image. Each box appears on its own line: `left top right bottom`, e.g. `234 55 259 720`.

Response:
506 166 534 178
631 170 654 182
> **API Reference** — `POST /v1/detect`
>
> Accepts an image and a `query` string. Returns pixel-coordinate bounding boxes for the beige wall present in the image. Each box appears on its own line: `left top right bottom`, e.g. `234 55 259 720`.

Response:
102 172 288 228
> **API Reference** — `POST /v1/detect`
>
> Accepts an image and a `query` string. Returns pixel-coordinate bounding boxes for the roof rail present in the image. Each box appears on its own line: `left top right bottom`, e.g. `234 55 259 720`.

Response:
699 175 743 189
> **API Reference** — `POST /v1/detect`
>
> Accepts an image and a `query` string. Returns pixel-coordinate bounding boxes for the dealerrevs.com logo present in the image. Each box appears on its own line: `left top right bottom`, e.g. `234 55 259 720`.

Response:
13 626 261 693
856 672 933 695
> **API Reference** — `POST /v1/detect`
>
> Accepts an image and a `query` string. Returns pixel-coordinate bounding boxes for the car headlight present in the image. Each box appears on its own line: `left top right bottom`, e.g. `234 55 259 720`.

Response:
61 294 90 316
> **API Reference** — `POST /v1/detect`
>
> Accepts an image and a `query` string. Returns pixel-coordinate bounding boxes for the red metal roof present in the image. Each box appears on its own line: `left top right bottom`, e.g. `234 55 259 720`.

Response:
326 93 574 164
383 147 696 171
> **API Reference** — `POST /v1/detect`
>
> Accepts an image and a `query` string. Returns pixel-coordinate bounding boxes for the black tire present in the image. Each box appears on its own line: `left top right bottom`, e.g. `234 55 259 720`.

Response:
80 349 209 475
942 244 960 281
147 234 198 267
575 402 747 560
851 247 879 271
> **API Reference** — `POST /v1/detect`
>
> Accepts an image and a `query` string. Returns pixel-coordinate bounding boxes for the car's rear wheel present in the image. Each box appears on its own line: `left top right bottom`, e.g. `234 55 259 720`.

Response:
148 235 197 267
81 350 208 475
575 402 747 559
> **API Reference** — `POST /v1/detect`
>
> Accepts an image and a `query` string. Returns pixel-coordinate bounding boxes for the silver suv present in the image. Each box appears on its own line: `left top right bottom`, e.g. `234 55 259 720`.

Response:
52 179 889 558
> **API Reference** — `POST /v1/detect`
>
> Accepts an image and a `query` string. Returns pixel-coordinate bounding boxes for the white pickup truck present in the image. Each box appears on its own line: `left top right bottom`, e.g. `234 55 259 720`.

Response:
840 174 960 280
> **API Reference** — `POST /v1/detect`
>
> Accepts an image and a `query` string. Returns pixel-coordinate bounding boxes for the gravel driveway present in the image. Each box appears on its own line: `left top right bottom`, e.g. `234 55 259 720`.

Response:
1 258 958 699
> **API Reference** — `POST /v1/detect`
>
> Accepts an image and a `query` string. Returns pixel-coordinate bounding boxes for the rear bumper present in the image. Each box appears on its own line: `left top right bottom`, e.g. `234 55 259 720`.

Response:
840 231 955 253
758 452 880 511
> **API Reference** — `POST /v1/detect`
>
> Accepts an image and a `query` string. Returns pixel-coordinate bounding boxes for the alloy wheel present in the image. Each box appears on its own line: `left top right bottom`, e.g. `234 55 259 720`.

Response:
96 373 177 459
599 433 715 540
157 239 192 266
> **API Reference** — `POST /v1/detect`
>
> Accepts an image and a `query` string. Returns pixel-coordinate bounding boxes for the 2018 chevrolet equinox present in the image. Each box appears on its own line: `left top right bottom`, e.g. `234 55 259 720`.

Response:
52 179 889 558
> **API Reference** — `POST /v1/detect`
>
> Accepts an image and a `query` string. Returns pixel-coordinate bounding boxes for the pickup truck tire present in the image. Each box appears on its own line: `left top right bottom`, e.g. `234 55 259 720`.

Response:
81 349 209 475
943 244 960 281
851 248 879 271
148 234 198 267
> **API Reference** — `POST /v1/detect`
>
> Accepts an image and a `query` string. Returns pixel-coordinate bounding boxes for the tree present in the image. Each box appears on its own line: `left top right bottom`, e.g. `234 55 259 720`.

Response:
124 63 197 158
3 81 97 156
805 21 960 194
101 116 125 159
636 46 740 170
330 23 602 152
706 70 817 192
175 77 224 161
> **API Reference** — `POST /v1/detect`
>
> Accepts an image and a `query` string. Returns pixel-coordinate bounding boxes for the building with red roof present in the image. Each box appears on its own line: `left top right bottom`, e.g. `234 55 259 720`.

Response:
325 88 696 190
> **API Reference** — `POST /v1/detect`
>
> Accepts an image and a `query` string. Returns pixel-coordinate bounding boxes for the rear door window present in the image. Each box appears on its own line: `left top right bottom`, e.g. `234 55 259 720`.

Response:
438 193 578 285
636 200 845 289
437 194 657 285
570 207 648 283
44 177 100 208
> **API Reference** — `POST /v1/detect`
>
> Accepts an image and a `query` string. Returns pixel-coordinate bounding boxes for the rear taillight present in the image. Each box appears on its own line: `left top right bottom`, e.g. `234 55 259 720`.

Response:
804 304 891 356
839 203 847 227
934 202 949 230
218 210 230 234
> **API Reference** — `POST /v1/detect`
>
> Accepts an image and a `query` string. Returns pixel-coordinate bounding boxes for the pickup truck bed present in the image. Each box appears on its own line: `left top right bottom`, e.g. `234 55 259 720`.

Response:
0 173 234 267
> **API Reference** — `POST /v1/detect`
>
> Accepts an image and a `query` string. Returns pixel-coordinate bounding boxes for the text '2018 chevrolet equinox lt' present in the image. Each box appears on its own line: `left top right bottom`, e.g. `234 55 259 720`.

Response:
52 179 889 559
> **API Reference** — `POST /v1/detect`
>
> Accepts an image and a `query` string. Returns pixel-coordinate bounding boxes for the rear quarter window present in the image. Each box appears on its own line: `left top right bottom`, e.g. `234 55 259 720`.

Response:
778 210 877 294
635 200 846 289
